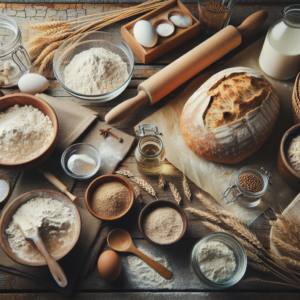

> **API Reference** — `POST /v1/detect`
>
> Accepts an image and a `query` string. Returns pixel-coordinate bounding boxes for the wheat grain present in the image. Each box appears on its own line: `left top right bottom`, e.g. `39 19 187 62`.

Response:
169 182 181 205
115 169 134 178
185 208 221 224
182 174 191 201
282 257 300 270
271 237 300 257
134 187 142 204
28 21 65 30
38 49 56 75
130 177 157 200
158 174 166 189
276 214 300 237
248 261 270 273
201 221 226 232
27 27 70 46
246 250 263 263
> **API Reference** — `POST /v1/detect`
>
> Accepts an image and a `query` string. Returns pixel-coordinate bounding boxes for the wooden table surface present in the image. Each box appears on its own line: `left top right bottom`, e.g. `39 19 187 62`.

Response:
0 2 299 299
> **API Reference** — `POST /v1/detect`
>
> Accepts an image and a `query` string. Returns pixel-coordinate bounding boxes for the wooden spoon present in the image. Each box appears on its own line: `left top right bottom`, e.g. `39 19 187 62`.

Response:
18 223 68 287
107 228 172 280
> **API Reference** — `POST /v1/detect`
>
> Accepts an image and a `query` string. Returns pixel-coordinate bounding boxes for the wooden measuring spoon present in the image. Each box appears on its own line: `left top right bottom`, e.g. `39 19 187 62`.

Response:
18 223 68 287
107 228 172 280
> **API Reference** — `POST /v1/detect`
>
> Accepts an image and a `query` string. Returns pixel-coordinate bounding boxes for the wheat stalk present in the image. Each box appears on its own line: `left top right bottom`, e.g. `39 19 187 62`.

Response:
158 174 166 189
115 169 134 178
185 208 221 224
169 182 181 205
130 177 158 200
282 257 300 270
182 174 191 201
134 186 142 204
28 27 70 45
38 49 56 75
276 214 300 237
248 261 270 273
28 21 65 30
244 278 295 287
271 237 300 257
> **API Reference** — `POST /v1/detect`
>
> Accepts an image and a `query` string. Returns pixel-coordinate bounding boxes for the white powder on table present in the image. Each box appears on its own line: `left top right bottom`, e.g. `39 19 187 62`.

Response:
127 247 174 288
64 47 128 95
170 15 190 27
142 206 183 244
287 134 300 174
0 105 54 163
6 197 75 262
198 241 236 282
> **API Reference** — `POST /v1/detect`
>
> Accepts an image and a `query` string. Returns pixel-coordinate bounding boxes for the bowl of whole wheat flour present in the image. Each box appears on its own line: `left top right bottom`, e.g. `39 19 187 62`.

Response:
0 93 58 171
53 31 134 102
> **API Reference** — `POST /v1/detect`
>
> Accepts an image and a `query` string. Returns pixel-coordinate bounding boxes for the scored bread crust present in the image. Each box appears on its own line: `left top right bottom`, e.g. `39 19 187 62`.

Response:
180 67 280 164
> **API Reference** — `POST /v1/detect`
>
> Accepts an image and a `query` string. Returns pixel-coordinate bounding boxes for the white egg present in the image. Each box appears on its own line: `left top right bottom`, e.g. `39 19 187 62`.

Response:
134 20 158 48
18 73 49 95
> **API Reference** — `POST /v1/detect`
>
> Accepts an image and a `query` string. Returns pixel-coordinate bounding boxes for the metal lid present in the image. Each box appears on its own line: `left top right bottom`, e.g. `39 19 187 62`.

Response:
135 124 162 137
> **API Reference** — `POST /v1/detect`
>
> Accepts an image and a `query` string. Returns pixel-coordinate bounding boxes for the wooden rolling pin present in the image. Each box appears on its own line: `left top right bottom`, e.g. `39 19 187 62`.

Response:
105 10 268 124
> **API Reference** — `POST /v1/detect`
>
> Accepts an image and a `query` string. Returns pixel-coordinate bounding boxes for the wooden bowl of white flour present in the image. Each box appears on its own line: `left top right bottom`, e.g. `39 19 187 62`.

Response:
0 190 81 266
0 93 58 171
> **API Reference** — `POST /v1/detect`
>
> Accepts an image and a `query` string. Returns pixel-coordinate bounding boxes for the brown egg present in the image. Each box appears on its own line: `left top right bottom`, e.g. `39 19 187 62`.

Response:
97 250 121 282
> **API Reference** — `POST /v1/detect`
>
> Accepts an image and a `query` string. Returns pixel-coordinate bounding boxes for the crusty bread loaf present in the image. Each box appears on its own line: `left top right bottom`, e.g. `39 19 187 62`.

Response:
180 67 280 164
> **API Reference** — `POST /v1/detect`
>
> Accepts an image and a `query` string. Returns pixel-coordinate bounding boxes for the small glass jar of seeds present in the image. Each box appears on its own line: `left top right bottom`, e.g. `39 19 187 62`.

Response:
222 166 271 208
134 124 166 175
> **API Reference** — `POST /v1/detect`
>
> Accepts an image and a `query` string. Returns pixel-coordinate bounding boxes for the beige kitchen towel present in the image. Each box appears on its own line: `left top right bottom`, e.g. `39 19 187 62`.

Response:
0 94 134 295
136 37 298 225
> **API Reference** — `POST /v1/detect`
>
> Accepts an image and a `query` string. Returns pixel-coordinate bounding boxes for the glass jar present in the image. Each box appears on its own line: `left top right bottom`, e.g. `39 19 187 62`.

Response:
190 232 247 289
198 0 236 35
222 166 271 208
134 124 166 175
0 14 31 87
259 4 300 80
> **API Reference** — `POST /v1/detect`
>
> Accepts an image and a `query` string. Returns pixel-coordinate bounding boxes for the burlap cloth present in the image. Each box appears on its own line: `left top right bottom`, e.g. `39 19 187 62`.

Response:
137 37 299 225
0 94 135 296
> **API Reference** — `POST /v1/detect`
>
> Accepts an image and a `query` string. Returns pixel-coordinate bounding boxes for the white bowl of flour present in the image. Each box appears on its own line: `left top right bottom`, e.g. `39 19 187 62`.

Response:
0 190 81 266
53 31 134 103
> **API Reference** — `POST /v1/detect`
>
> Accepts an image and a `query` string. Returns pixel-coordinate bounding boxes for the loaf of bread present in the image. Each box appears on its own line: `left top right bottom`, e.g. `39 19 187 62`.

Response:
180 67 280 164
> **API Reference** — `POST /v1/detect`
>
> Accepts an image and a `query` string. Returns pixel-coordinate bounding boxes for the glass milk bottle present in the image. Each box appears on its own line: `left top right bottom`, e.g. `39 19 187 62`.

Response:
259 4 300 80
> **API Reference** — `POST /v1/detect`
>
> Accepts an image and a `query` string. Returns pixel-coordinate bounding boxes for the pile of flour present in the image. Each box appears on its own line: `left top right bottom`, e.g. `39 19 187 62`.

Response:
64 47 128 95
0 105 54 163
6 197 75 261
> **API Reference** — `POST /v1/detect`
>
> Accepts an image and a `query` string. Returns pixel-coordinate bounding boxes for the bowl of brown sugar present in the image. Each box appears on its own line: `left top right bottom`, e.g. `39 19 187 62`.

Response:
85 175 134 221
138 200 187 246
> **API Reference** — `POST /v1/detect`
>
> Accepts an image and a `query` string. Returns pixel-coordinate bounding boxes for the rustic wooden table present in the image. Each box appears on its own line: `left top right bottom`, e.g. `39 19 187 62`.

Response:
0 2 299 299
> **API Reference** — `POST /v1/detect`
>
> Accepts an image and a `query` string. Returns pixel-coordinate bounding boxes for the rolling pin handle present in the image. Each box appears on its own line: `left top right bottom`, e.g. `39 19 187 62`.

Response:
105 90 149 125
237 10 268 36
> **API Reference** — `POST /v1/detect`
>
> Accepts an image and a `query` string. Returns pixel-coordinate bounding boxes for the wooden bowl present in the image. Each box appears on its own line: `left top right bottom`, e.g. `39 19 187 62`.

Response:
168 11 193 29
153 19 175 38
85 175 134 221
0 190 81 266
0 94 59 171
0 174 10 204
277 124 300 190
138 200 187 246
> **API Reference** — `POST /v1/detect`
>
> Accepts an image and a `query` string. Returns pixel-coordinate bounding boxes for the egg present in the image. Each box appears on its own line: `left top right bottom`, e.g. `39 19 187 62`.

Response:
97 250 121 282
134 20 158 48
18 73 49 95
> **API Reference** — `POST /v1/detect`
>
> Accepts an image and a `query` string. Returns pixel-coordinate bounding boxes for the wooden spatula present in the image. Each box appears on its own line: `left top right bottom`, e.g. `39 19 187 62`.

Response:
18 222 68 287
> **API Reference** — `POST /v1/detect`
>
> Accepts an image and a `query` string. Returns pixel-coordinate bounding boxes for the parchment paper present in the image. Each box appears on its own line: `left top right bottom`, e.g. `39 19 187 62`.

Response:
136 37 299 225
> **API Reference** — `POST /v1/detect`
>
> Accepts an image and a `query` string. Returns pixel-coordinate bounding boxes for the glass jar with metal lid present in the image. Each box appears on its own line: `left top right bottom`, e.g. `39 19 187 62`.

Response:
0 14 31 87
134 124 166 175
222 166 271 208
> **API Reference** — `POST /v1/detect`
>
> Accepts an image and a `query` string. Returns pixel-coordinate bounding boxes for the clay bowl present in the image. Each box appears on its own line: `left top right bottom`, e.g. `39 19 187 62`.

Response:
278 124 300 190
168 11 193 29
0 174 10 204
0 94 59 171
85 175 134 221
138 200 187 246
153 19 175 38
0 190 81 267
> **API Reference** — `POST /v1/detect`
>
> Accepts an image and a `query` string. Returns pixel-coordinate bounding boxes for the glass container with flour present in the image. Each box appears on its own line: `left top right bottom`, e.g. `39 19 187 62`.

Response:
0 14 31 87
259 5 300 80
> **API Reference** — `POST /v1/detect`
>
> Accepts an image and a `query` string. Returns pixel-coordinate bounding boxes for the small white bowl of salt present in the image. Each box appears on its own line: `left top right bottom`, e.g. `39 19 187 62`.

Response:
61 143 101 180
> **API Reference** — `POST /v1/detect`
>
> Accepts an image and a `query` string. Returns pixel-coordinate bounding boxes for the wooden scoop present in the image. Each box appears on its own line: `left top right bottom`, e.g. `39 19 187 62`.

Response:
105 10 268 124
37 168 79 204
18 223 68 287
107 228 172 279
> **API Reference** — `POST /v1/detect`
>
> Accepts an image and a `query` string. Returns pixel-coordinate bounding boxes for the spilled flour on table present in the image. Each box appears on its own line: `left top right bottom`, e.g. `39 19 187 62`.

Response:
126 247 175 289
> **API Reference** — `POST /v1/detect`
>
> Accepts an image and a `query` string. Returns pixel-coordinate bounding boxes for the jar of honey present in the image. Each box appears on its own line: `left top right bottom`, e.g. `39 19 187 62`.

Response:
134 124 166 175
